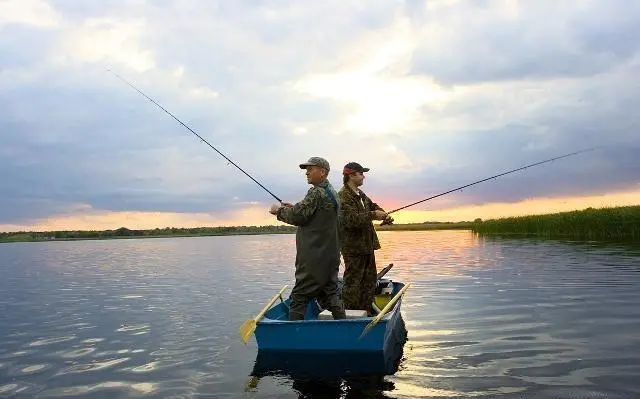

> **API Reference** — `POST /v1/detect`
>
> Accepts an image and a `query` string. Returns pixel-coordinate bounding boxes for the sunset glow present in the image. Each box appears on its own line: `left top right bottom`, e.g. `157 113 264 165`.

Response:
2 187 638 233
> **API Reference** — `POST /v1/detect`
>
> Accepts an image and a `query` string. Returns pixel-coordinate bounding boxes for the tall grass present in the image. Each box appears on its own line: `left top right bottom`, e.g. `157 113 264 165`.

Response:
472 205 640 240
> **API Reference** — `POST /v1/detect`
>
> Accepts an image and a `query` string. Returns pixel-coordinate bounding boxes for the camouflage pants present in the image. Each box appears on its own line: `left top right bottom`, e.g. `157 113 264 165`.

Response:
342 253 377 312
289 277 346 321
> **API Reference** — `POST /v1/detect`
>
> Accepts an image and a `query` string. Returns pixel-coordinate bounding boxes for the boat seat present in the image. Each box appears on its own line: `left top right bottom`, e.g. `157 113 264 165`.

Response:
317 309 368 320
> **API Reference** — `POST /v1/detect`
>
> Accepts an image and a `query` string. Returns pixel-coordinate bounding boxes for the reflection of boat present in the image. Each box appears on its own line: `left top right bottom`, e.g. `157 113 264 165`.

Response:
253 264 410 354
247 349 401 398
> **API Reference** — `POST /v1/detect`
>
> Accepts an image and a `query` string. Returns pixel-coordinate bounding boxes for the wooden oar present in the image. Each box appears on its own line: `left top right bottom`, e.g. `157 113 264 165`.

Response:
239 285 288 344
358 282 411 340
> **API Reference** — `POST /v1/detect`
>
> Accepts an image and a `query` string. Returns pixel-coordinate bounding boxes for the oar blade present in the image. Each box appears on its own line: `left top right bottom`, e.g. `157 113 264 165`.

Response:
245 375 260 392
238 284 289 344
239 319 257 344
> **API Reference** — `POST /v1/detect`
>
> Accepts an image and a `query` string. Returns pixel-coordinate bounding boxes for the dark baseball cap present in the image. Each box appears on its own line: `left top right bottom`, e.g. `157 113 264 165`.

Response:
299 156 330 171
343 162 370 175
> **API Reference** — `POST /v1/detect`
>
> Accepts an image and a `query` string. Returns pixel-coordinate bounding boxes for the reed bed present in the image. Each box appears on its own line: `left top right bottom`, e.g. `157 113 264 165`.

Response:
472 205 640 240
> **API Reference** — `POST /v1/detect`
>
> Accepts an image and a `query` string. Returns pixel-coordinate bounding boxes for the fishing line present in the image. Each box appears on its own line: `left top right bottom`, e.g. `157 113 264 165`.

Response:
381 147 599 223
106 68 283 203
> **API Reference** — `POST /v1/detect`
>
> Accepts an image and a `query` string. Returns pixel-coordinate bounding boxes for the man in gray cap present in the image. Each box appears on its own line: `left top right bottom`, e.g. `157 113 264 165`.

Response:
269 157 346 320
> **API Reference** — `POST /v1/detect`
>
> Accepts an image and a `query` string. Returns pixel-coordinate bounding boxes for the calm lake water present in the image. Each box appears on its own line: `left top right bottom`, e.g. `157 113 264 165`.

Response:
1 230 639 398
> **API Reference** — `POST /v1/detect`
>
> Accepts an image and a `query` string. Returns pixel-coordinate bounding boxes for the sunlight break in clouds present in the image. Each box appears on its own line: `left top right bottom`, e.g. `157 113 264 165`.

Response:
292 17 455 135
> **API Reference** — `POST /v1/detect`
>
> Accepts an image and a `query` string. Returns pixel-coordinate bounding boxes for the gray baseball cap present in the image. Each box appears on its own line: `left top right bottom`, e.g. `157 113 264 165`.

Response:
299 156 330 171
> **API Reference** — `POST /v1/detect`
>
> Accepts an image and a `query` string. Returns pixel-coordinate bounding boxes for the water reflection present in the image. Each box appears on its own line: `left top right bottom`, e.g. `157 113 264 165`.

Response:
248 350 402 398
1 232 639 398
477 233 640 258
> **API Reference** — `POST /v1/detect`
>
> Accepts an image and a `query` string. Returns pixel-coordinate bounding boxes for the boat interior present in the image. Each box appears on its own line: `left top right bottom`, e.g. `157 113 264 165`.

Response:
263 280 403 321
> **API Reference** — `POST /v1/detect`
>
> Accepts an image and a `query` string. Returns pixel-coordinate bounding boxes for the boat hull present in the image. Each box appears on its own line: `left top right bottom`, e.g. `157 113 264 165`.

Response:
254 282 407 353
251 336 405 378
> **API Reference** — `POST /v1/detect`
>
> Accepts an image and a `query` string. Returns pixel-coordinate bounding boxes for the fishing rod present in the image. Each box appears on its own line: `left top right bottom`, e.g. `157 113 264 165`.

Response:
380 147 598 225
106 68 283 203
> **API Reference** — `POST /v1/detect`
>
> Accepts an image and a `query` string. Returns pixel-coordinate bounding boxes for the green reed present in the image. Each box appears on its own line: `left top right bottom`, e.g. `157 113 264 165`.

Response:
472 205 640 240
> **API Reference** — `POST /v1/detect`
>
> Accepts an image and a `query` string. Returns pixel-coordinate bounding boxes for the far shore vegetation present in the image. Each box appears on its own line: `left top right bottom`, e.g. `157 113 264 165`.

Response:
472 205 640 241
0 221 474 243
1 205 638 243
0 225 297 243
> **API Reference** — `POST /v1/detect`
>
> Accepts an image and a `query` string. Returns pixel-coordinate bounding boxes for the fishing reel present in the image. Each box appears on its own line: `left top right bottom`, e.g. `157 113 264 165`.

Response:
379 216 395 226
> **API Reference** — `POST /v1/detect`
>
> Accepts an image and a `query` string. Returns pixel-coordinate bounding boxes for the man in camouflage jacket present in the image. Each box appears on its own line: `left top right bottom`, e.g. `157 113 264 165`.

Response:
269 157 346 321
338 162 393 315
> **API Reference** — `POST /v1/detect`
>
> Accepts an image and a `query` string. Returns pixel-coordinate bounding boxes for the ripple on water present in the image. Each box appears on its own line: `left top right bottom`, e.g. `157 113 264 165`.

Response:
59 322 93 329
6 331 32 338
129 361 162 373
501 335 537 341
0 349 37 359
0 382 43 396
38 381 158 398
116 324 150 333
28 335 76 347
21 364 48 374
59 347 96 359
527 387 635 399
6 363 51 377
120 295 144 299
56 357 131 376
81 338 105 344
0 384 17 395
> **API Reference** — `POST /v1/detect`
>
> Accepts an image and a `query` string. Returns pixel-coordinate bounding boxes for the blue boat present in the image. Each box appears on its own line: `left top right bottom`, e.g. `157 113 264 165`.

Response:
244 264 410 354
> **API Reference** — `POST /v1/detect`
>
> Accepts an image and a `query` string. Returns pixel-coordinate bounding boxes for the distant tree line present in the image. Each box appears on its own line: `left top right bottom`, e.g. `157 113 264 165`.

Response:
0 225 297 242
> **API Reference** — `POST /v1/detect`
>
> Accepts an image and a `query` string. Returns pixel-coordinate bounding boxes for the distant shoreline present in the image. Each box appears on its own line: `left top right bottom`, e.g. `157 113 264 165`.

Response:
1 205 638 243
0 226 297 243
0 222 473 243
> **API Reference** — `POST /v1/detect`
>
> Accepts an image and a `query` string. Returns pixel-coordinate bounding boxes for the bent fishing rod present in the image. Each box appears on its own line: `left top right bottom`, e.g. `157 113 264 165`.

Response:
380 147 598 225
106 68 283 203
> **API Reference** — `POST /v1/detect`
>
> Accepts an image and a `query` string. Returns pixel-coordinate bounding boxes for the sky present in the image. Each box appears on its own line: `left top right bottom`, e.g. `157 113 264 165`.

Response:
1 0 639 232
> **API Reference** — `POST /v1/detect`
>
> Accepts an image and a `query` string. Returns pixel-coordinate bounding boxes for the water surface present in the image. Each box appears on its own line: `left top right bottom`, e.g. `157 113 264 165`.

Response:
1 231 639 398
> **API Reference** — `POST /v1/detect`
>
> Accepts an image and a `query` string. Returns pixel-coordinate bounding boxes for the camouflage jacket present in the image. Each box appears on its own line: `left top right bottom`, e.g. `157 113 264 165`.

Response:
337 185 383 256
276 180 341 288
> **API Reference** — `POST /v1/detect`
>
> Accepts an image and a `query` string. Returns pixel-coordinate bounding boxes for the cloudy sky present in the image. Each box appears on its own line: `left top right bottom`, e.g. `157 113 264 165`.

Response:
1 0 639 231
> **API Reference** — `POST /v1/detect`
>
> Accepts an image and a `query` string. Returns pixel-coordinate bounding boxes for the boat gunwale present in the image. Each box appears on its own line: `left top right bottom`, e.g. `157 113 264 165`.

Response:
258 296 404 325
